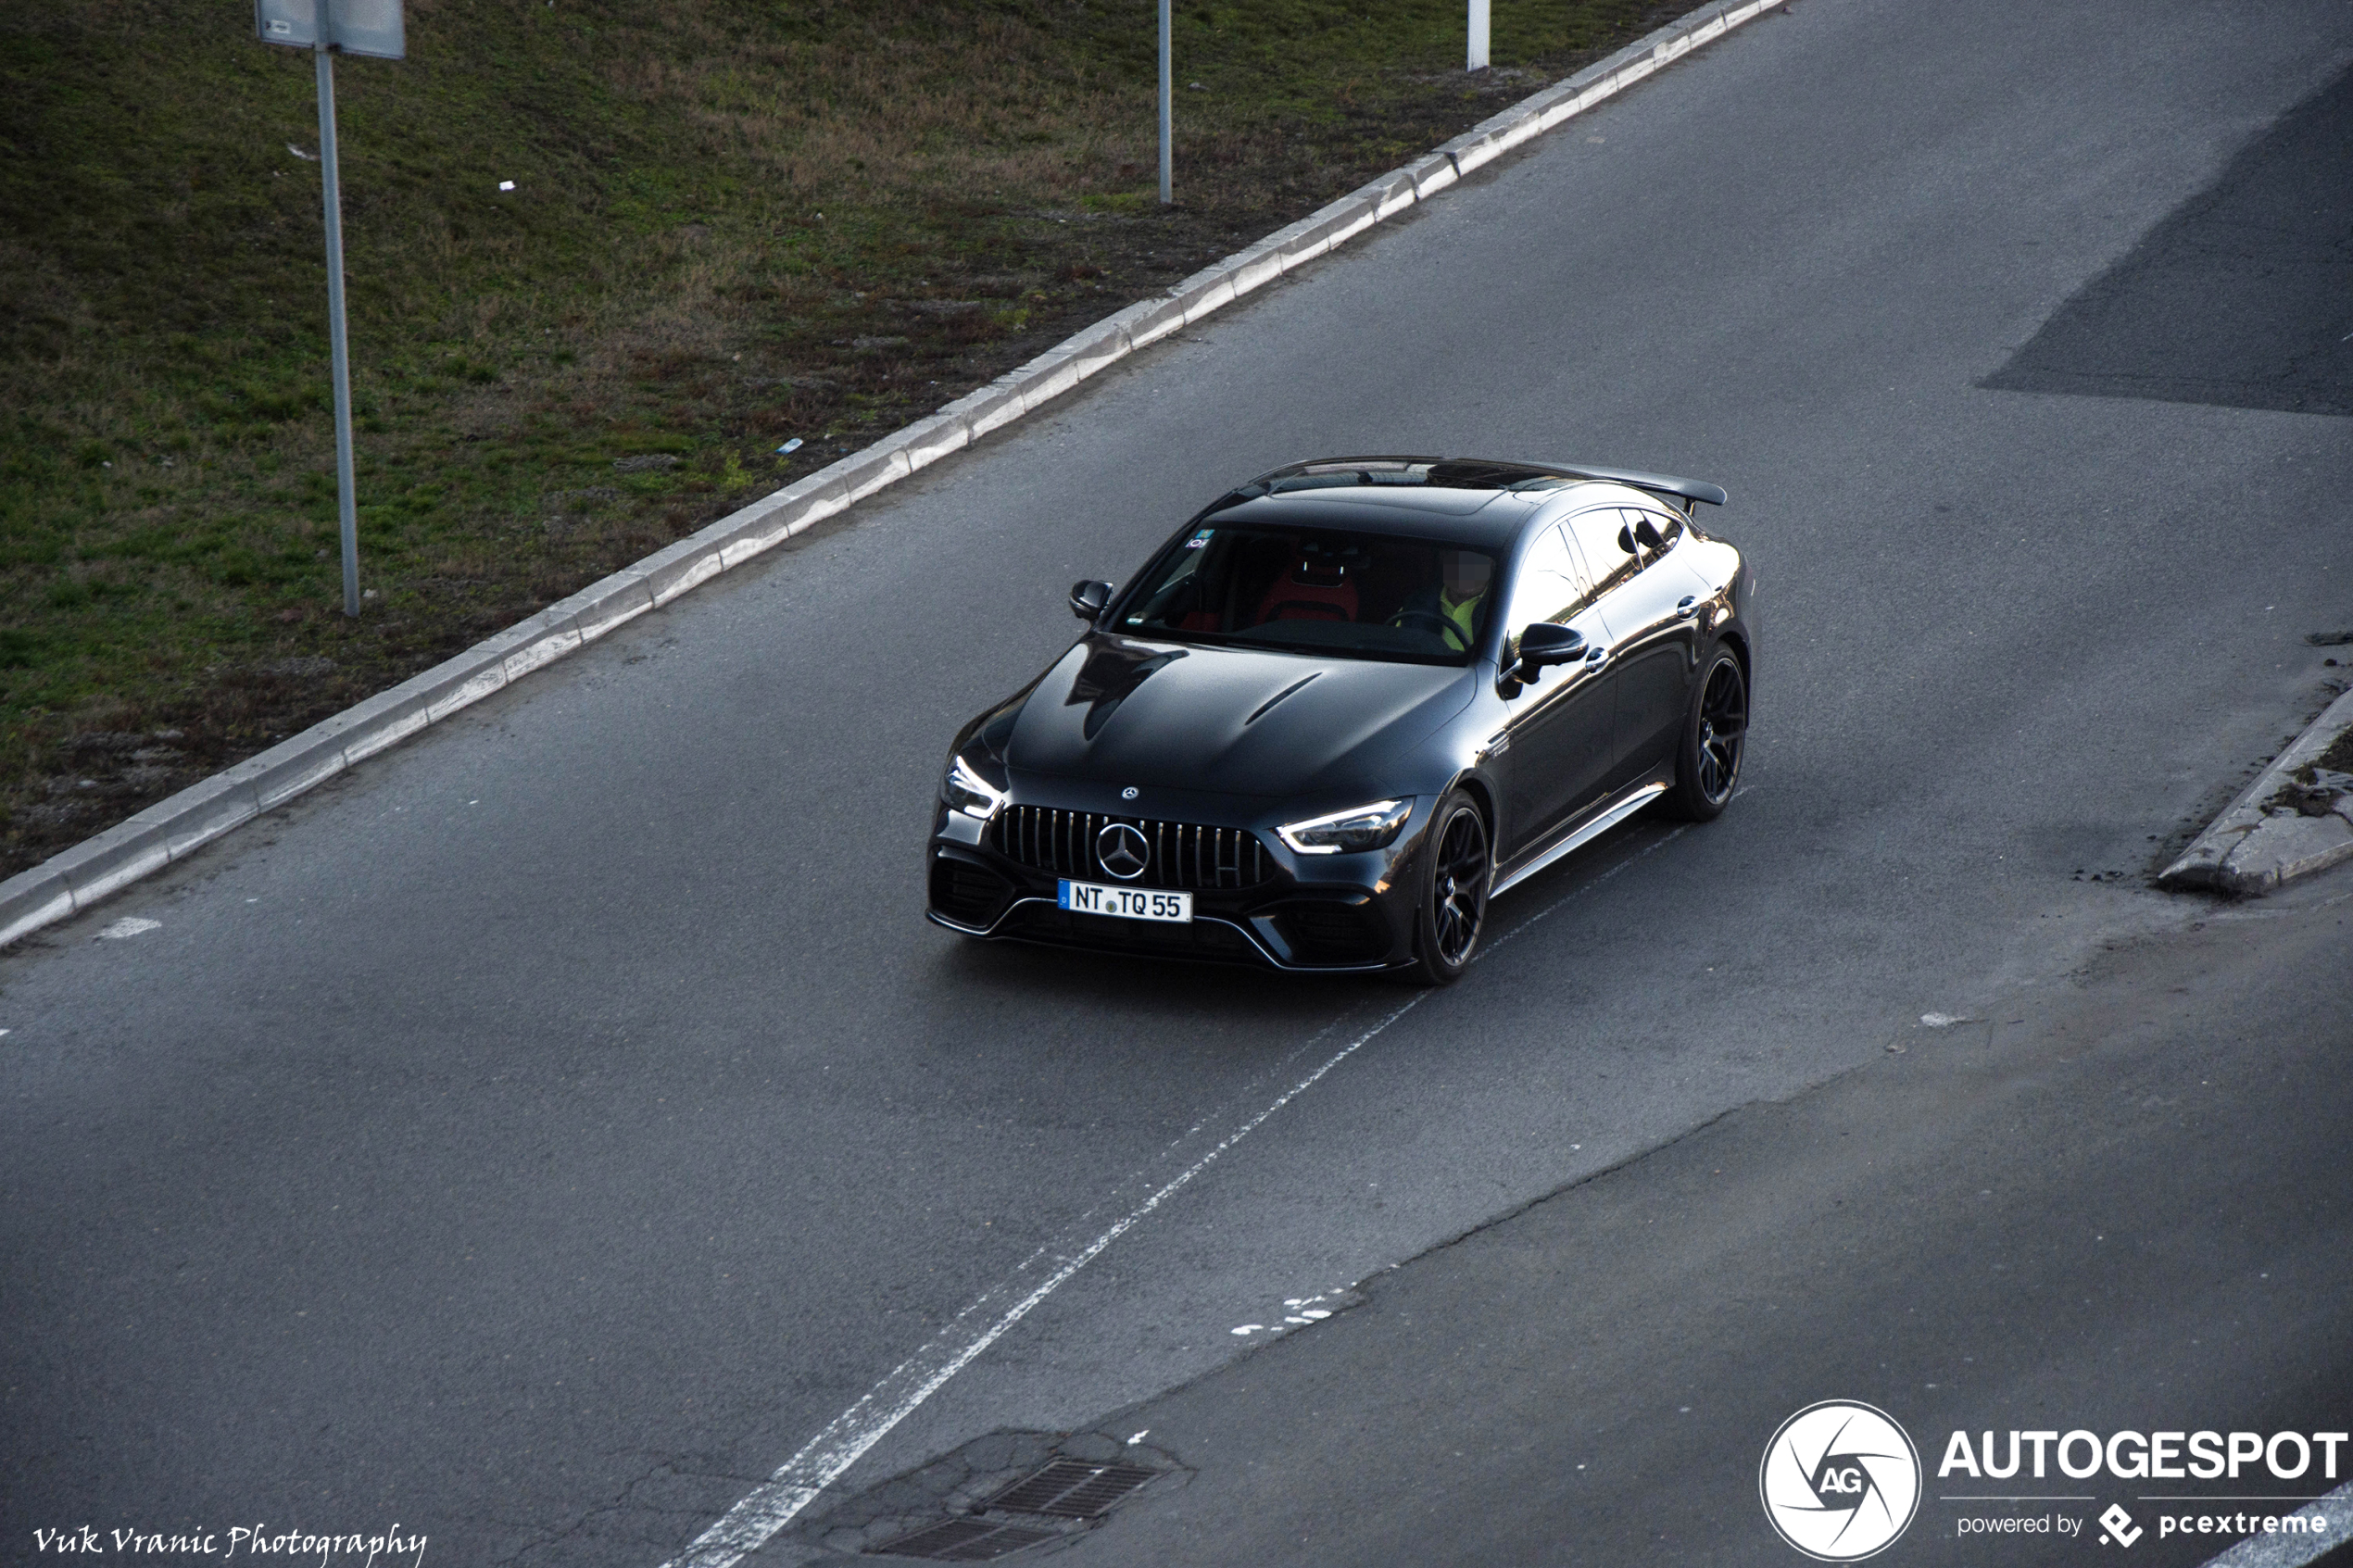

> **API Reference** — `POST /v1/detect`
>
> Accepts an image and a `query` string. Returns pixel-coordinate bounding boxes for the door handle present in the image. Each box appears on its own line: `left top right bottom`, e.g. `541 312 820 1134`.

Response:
1675 596 1699 619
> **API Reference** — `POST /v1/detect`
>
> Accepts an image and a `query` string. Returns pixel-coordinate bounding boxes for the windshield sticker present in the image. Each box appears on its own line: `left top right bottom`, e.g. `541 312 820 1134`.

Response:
1185 529 1213 549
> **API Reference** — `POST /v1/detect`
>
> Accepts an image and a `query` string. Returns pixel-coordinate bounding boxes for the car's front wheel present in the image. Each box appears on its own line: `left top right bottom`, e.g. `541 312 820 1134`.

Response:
1408 789 1491 985
1663 646 1747 821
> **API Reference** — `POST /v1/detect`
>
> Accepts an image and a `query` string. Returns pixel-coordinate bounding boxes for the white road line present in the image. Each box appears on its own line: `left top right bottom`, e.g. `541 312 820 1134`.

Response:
2195 1479 2352 1567
658 826 1695 1568
656 994 1425 1568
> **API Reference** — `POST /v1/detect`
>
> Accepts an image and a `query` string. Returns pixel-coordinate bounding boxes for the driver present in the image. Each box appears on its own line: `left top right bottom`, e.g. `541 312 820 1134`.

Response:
1392 549 1492 652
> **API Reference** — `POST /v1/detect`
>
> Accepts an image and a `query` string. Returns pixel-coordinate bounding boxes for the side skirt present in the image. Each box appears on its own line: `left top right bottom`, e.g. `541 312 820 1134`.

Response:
1490 781 1668 898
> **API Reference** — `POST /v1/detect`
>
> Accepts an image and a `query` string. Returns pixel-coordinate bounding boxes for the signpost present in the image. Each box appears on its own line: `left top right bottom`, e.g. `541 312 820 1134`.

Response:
1469 0 1490 70
255 1 405 618
1158 0 1173 205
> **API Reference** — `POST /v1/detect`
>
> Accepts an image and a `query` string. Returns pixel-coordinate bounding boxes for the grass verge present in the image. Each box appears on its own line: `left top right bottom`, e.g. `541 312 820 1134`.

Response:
2 0 1712 877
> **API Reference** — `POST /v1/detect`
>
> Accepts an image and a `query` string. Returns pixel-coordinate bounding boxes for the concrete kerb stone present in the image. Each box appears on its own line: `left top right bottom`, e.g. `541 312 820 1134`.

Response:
2222 810 2353 894
1261 211 1337 273
1169 261 1240 327
1059 319 1131 383
1113 292 1189 351
0 0 1778 951
893 412 974 475
950 372 1033 440
564 568 657 644
325 676 437 767
1302 194 1378 257
144 771 261 861
1407 150 1462 200
1441 105 1541 179
232 727 356 813
833 444 914 506
53 814 173 912
1013 344 1091 412
2162 687 2353 895
1359 166 1420 222
1228 238 1288 297
493 604 586 685
0 869 71 949
630 535 724 612
711 474 837 567
1439 130 1496 177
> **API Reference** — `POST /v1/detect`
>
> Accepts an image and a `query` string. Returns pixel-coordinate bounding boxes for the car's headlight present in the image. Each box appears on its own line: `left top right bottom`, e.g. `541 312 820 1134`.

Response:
1277 798 1411 855
943 755 1010 822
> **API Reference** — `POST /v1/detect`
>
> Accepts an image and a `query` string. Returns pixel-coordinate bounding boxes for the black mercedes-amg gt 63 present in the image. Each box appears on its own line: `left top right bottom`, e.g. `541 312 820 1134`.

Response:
925 457 1754 983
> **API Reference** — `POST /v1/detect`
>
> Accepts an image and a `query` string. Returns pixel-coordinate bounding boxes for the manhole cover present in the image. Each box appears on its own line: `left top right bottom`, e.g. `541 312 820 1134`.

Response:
866 1518 1059 1562
986 1459 1159 1520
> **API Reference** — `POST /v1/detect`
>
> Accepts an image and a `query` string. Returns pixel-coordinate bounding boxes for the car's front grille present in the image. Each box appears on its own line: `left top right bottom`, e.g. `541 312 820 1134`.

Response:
992 806 1272 890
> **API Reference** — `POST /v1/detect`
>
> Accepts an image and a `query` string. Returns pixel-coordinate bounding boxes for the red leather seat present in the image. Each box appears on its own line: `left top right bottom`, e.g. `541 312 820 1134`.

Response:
1253 552 1359 625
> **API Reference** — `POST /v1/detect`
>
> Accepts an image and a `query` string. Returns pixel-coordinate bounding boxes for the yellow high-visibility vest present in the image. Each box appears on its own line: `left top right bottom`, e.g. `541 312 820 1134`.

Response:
1441 590 1481 651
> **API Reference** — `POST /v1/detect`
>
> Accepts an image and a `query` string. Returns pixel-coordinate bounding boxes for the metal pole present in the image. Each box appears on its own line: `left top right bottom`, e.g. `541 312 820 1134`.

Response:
1158 0 1173 205
1468 0 1490 70
316 45 361 617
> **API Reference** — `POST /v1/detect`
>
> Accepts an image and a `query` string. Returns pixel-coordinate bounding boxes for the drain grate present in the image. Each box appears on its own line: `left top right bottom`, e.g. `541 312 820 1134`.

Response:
866 1518 1059 1562
985 1459 1159 1520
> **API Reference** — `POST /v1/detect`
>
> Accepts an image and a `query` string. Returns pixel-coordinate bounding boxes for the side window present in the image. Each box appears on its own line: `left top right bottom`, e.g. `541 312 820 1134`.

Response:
1562 508 1641 599
1629 507 1684 555
1501 526 1584 660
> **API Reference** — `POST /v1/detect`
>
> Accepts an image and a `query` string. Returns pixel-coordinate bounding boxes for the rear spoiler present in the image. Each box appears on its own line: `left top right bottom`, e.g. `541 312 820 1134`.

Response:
1534 462 1729 511
1230 456 1730 513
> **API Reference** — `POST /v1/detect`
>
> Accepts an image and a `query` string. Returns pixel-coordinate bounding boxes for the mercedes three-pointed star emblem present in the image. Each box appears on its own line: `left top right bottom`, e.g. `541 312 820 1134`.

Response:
1095 822 1150 880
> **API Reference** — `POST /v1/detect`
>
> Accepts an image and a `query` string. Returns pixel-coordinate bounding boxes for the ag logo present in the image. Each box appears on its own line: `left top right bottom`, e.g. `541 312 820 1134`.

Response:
1759 1400 1921 1561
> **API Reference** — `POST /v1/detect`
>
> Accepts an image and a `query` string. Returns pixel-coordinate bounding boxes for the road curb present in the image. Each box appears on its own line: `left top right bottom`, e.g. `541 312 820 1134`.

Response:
2159 687 2353 896
0 0 1779 952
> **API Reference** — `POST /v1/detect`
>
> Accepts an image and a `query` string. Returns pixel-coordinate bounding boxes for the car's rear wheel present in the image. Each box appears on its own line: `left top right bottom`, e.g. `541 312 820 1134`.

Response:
1663 646 1747 821
1408 789 1491 985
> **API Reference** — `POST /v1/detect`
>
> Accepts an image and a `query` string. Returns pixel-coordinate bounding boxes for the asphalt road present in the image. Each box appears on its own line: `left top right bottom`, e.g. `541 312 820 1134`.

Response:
5 0 2351 1564
1043 872 2353 1568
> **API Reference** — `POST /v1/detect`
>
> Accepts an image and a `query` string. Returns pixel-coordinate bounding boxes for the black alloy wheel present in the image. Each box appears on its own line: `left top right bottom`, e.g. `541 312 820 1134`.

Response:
1411 789 1491 985
1665 647 1747 821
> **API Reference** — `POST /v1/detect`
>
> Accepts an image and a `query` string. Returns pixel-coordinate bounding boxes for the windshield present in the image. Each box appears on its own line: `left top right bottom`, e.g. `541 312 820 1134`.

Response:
1117 524 1497 665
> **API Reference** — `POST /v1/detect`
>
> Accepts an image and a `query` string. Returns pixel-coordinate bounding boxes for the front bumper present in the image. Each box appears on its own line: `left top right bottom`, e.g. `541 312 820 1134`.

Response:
925 794 1427 972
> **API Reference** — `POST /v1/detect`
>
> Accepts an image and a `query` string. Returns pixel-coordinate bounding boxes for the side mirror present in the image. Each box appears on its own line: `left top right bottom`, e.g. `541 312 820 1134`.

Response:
1634 515 1666 551
1514 621 1586 680
1069 580 1114 621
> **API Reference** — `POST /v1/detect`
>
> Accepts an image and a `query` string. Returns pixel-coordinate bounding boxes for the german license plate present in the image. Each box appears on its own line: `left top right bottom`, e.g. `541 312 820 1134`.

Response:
1058 880 1192 922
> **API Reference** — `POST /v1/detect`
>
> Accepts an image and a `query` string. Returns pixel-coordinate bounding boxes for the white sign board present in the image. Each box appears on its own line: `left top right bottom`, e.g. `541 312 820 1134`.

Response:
256 0 405 60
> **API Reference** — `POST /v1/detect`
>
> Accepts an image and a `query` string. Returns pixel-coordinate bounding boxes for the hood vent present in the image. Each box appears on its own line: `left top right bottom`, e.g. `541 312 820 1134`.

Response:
1244 671 1322 725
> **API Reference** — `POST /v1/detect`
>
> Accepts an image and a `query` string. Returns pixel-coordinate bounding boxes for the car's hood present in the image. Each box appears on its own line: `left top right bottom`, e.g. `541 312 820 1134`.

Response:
1005 635 1471 800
